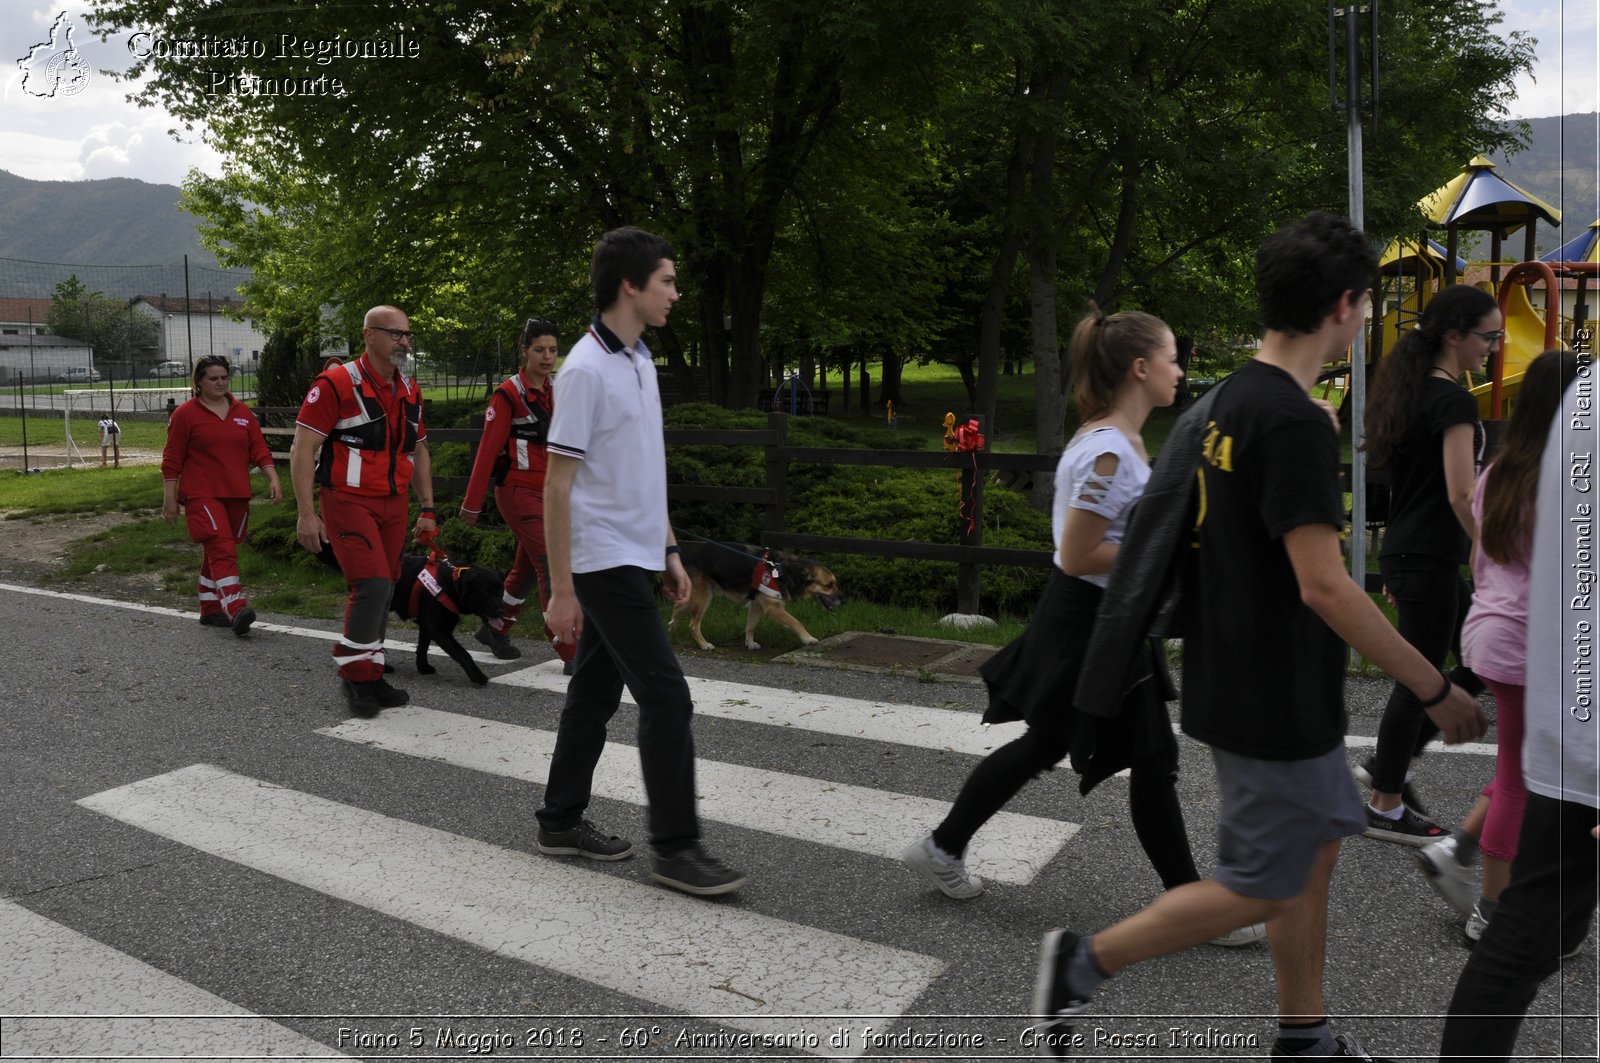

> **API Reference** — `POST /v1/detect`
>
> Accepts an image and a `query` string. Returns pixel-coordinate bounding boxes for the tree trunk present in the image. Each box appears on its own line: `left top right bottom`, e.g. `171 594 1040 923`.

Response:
1029 65 1068 511
975 69 1034 438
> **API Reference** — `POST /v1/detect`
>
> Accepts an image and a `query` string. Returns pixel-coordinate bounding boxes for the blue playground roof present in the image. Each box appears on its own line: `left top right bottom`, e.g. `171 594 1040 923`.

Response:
1541 220 1600 265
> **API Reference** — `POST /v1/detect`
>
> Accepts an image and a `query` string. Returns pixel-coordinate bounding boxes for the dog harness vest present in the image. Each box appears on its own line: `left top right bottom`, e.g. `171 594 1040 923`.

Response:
404 557 464 619
309 357 423 496
751 551 784 600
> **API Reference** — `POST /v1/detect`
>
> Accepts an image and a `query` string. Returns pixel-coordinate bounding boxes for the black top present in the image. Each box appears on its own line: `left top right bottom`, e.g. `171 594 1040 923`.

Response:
1379 377 1480 564
1179 360 1349 760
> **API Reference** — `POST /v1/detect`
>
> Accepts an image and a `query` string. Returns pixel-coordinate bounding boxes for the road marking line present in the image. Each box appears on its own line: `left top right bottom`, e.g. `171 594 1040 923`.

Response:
0 897 344 1057
494 660 1027 756
320 705 1074 885
77 764 941 1053
0 582 1499 758
0 581 502 664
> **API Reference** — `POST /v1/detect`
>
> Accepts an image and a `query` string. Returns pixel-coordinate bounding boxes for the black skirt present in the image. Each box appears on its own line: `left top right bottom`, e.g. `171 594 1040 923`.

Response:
979 569 1177 795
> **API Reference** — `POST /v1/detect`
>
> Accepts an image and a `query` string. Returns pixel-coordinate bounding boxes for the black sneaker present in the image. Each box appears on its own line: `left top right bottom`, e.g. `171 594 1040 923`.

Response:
537 820 634 861
198 613 231 628
652 845 746 896
372 678 410 708
1353 757 1429 817
1030 929 1092 1057
231 606 256 638
475 622 522 660
341 679 381 719
562 658 577 676
1363 805 1447 847
1270 1033 1395 1060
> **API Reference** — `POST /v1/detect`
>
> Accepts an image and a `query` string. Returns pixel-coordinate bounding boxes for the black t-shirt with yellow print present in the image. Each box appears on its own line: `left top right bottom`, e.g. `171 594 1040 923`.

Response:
1179 359 1349 760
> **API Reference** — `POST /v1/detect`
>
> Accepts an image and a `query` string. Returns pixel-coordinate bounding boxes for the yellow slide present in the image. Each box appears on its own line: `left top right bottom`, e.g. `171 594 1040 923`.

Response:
1468 281 1548 419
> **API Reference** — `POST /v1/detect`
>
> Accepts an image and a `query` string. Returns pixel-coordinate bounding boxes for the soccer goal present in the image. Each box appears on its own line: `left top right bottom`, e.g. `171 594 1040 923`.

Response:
62 387 191 467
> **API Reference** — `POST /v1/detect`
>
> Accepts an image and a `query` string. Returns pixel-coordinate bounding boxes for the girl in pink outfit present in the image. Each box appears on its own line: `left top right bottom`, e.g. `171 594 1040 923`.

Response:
1417 349 1581 942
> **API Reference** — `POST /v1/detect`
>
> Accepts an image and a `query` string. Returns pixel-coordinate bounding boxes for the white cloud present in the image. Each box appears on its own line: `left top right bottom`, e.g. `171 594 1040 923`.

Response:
1498 0 1600 118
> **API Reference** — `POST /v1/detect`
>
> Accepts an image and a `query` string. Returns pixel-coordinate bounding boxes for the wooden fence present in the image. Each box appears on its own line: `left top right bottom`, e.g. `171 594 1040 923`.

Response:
255 407 1382 610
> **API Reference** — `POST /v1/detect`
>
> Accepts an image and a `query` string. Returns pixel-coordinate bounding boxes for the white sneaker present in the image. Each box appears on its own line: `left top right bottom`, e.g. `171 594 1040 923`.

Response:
1208 922 1267 947
902 835 983 899
1415 836 1477 916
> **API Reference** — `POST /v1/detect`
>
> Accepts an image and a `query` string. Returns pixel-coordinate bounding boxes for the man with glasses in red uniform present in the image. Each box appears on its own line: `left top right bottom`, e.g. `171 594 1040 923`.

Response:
291 304 437 716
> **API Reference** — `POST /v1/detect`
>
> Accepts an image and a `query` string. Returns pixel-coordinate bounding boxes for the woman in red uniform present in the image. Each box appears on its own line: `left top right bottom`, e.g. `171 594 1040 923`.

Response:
460 318 572 668
162 355 282 637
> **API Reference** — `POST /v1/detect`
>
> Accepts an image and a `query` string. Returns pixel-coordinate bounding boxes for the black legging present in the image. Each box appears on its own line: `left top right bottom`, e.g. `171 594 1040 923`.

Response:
1371 553 1464 793
931 719 1198 888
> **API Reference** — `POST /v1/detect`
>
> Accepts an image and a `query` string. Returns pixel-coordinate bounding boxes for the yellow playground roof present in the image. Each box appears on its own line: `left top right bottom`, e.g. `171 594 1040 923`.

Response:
1419 156 1561 236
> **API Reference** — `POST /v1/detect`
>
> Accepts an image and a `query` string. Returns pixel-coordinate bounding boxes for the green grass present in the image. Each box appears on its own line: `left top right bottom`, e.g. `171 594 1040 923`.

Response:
0 465 164 514
664 594 1028 658
0 415 171 451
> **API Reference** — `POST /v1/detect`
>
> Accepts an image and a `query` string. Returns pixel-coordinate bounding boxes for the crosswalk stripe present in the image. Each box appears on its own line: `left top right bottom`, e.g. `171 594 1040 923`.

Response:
77 764 943 1051
319 705 1075 885
497 661 1501 760
495 660 1028 756
0 898 344 1058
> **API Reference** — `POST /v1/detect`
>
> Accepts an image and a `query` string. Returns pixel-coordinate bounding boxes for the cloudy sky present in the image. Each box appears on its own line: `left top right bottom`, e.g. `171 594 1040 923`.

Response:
0 1 1596 188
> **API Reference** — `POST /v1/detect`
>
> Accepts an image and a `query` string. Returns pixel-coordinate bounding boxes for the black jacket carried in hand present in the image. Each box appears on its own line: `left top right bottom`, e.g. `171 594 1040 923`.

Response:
1074 381 1231 719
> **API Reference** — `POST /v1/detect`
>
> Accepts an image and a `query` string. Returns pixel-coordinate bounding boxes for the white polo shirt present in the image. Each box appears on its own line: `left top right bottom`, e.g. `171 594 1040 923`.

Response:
547 318 669 574
1525 370 1600 810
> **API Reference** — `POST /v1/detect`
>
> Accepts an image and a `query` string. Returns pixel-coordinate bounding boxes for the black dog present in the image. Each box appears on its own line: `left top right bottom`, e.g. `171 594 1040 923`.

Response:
391 553 506 685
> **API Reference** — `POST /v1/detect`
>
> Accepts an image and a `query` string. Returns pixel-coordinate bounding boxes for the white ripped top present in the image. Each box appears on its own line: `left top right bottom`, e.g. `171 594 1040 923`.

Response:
1051 425 1150 587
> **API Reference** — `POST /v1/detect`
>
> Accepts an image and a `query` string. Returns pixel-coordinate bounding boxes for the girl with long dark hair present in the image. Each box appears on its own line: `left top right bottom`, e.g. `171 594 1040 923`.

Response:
1361 283 1499 842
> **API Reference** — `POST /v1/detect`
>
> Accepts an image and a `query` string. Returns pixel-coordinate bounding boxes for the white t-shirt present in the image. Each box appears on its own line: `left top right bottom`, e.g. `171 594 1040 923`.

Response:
1524 372 1600 809
1051 425 1149 587
546 322 669 574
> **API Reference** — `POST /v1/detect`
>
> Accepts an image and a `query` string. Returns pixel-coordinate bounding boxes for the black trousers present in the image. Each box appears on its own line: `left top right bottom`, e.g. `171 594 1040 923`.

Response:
534 566 699 855
1371 553 1464 792
1440 792 1600 1060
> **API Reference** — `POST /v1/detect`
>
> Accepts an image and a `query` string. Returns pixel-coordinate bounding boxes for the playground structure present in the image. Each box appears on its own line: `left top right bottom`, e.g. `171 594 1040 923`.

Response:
1372 156 1598 421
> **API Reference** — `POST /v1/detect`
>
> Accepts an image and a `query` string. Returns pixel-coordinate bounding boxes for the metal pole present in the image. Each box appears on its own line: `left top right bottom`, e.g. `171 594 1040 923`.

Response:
184 255 194 370
1342 5 1370 608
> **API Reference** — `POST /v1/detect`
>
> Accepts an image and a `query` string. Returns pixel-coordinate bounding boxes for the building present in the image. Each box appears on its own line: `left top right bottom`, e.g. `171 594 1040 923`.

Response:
0 334 94 384
130 294 269 372
0 297 54 337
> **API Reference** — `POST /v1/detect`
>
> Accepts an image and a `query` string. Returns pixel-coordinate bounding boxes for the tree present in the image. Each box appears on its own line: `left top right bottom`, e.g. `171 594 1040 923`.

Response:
47 275 158 374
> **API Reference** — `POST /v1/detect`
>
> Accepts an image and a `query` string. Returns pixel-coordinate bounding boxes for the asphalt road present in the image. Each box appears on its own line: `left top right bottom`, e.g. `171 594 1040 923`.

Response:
0 580 1593 1061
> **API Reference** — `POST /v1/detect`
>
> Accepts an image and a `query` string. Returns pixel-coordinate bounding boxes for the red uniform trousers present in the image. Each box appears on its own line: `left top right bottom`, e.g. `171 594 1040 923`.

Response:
186 497 252 620
321 489 408 681
488 482 572 663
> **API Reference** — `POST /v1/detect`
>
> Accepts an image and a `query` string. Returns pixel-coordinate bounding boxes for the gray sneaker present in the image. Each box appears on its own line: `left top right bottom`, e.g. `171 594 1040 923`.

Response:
652 845 745 896
902 835 983 899
1415 836 1477 916
1208 922 1267 947
536 819 633 861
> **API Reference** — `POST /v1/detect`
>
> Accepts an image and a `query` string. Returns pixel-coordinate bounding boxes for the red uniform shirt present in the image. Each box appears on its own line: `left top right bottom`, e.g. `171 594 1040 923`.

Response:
161 394 274 501
296 353 426 497
462 370 553 514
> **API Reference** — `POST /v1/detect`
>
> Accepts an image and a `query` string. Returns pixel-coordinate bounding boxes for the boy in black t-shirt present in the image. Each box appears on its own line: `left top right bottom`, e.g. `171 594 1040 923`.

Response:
1030 213 1488 1060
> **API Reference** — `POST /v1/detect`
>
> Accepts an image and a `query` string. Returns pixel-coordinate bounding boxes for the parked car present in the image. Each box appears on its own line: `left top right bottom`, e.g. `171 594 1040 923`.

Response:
149 361 188 378
57 366 102 384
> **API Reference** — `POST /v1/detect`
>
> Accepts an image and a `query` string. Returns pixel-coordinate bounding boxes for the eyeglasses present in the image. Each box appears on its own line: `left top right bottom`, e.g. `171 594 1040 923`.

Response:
1470 329 1505 344
367 325 414 342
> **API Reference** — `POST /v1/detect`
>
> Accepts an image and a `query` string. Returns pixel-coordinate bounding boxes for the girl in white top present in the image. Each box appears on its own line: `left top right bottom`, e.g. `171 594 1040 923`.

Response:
904 308 1262 948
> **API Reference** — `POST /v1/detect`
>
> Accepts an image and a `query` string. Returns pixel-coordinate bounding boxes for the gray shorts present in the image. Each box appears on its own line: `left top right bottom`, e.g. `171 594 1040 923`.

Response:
1211 744 1367 900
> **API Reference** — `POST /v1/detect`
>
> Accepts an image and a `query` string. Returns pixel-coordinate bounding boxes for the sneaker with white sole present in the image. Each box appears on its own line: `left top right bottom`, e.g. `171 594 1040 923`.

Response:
1352 757 1429 817
1271 1033 1394 1060
1208 922 1267 947
902 835 983 899
536 819 633 861
1415 836 1477 916
1031 929 1093 1058
1364 805 1447 846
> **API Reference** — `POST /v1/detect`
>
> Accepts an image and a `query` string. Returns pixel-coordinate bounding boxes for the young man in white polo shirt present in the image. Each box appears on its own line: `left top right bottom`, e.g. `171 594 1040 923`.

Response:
533 226 745 897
